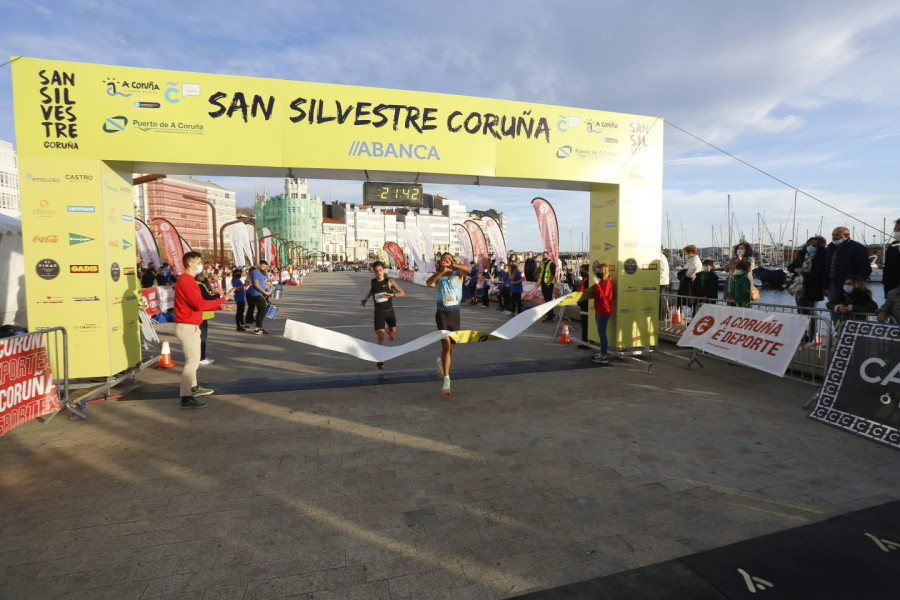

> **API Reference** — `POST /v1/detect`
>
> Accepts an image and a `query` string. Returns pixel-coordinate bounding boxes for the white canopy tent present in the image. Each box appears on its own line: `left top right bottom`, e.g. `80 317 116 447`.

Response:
0 213 27 328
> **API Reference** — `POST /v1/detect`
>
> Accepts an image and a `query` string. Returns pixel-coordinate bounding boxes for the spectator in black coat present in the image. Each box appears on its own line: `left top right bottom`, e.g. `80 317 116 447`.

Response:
883 218 900 294
697 259 719 302
824 227 871 303
787 236 827 343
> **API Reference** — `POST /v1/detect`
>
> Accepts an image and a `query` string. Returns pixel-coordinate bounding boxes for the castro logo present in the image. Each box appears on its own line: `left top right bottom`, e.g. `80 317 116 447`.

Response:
692 315 716 335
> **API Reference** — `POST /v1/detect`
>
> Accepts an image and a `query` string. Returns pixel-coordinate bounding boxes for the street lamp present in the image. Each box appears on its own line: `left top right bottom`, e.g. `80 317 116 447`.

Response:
183 193 218 268
219 215 255 290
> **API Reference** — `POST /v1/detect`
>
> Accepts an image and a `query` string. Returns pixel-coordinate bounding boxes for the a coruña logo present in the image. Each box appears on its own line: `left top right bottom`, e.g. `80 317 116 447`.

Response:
692 315 715 336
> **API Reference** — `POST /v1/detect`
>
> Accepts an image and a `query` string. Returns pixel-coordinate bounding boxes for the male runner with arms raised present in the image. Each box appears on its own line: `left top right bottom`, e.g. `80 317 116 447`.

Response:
426 253 471 394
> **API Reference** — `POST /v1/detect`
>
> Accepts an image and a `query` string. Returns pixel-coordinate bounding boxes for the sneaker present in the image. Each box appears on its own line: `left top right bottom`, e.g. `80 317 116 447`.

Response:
592 354 609 364
387 330 394 341
180 397 208 409
254 328 268 335
198 358 214 365
191 385 214 397
376 362 384 370
441 377 452 395
435 357 444 379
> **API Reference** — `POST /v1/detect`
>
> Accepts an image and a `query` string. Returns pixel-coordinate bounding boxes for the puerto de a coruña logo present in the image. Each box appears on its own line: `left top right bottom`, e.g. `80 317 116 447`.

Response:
102 116 128 133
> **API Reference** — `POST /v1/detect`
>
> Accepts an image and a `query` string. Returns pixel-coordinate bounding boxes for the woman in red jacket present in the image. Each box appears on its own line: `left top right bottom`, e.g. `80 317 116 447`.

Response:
591 262 613 365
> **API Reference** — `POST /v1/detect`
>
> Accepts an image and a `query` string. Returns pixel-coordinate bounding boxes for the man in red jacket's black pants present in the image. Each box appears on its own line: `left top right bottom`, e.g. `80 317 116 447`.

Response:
174 251 234 408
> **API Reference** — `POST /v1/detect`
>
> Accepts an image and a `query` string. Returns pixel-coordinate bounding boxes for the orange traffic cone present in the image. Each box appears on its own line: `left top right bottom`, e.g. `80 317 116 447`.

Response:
154 338 177 368
558 320 574 344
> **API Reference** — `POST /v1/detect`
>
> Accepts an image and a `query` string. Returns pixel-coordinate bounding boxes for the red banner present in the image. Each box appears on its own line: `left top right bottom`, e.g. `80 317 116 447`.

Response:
153 218 185 277
454 224 473 265
532 198 560 265
1 334 60 437
141 288 161 316
383 242 406 269
465 220 490 273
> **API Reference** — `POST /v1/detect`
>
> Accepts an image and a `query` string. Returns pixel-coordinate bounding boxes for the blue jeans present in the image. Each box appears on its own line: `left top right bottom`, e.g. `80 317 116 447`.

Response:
594 315 610 356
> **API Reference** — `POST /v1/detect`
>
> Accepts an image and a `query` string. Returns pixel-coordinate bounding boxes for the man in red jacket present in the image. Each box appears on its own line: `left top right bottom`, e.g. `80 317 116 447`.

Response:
175 251 235 408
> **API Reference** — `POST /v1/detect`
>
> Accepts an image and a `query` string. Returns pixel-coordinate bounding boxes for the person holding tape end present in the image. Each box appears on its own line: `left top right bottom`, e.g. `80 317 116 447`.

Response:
174 251 235 409
361 260 405 370
427 253 471 395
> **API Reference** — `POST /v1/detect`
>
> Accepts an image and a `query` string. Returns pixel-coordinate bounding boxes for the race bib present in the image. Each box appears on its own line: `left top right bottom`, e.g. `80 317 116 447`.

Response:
374 292 389 303
442 293 459 307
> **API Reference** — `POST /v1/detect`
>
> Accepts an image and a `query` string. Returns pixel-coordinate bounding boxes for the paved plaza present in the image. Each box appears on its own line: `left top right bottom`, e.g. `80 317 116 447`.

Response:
1 272 899 599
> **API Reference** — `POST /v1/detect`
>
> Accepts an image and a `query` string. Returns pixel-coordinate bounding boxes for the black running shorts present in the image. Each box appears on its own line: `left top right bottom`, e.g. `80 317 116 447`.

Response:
435 310 460 332
374 309 397 331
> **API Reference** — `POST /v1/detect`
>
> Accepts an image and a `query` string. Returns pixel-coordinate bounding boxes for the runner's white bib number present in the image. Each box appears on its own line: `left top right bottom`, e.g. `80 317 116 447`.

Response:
442 293 459 307
374 292 389 303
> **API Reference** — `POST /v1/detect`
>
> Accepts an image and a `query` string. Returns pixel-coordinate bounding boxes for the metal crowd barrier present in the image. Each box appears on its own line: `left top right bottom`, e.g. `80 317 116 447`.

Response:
657 292 874 385
31 326 86 423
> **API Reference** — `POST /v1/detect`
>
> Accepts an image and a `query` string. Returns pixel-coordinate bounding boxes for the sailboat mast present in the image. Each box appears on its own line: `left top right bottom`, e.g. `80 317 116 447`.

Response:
790 191 798 264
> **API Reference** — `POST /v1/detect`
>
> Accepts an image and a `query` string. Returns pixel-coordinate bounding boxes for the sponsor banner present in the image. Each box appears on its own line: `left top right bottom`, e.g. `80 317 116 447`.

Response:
531 198 559 265
135 218 161 268
809 321 900 450
677 304 808 377
413 226 431 270
383 241 406 270
482 216 507 271
454 224 473 265
140 287 161 316
0 334 60 437
179 235 192 255
156 285 175 311
11 58 661 187
154 218 185 276
261 228 273 264
226 222 246 267
418 223 435 264
464 220 489 273
244 223 256 263
397 227 425 273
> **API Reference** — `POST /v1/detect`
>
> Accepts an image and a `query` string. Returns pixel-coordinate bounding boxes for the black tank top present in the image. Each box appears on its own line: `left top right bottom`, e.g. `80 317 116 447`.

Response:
370 277 393 311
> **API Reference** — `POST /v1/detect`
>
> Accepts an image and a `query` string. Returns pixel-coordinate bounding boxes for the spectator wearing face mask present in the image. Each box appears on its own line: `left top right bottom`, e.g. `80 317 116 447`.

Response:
697 259 719 302
824 226 871 304
730 260 752 308
826 275 877 329
724 242 756 301
787 236 828 344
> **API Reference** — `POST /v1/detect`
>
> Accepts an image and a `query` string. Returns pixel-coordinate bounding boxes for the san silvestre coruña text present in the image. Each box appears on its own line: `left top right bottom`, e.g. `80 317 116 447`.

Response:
206 91 551 142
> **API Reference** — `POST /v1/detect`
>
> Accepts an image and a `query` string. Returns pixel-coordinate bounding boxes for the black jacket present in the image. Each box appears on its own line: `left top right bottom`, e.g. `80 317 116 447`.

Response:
824 239 871 290
884 242 900 294
786 249 827 302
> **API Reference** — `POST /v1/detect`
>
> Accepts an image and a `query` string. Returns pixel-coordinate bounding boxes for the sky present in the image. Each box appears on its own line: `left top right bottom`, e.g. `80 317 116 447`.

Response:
2 0 899 254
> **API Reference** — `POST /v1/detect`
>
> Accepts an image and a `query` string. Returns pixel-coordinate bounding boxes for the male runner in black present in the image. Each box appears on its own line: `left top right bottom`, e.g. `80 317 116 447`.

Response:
361 260 405 369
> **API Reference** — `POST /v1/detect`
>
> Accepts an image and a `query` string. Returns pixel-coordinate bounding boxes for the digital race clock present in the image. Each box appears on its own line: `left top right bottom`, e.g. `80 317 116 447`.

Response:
362 182 423 207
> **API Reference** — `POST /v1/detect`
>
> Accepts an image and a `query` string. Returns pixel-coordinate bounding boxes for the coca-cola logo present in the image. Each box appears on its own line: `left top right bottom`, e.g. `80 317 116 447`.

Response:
33 235 59 243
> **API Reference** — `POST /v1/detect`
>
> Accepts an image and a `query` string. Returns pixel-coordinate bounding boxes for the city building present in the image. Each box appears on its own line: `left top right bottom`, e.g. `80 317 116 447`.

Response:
329 202 398 262
255 177 323 264
322 218 347 263
133 174 237 258
0 140 19 220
